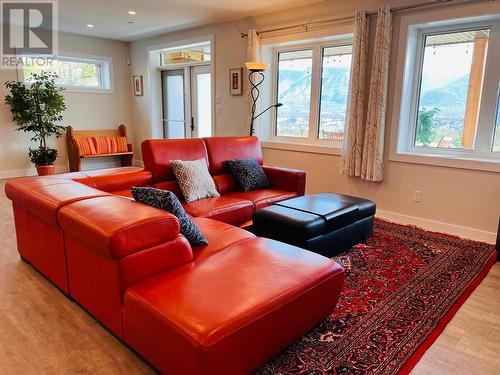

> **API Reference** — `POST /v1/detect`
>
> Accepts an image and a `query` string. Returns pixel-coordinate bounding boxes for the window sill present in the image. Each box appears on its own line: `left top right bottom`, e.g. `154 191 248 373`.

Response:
261 141 341 156
62 87 114 94
390 151 500 173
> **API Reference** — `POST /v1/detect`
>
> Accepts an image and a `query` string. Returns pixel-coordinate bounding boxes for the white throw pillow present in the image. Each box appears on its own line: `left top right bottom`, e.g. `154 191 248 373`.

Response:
170 158 220 203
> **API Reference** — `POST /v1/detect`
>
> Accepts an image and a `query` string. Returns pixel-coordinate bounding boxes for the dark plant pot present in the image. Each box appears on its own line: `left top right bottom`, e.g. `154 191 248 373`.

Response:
35 165 55 176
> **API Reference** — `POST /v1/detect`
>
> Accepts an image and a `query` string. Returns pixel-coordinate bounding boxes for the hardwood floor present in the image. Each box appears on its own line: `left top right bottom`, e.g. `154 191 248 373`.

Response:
0 180 155 374
0 179 498 374
411 263 500 374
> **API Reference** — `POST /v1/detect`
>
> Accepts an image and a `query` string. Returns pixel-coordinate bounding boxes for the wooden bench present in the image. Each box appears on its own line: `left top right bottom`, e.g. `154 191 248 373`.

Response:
67 124 133 172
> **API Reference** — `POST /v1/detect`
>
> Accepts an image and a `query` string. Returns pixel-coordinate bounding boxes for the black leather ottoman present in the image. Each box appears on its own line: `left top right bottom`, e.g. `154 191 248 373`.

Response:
253 193 376 257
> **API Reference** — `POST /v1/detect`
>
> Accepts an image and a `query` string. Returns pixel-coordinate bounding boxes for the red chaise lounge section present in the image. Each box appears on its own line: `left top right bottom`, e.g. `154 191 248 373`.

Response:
5 136 344 374
123 238 343 375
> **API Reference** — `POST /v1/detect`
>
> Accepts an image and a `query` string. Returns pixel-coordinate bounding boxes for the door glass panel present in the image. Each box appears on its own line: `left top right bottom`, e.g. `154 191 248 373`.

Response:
195 72 211 137
162 71 185 139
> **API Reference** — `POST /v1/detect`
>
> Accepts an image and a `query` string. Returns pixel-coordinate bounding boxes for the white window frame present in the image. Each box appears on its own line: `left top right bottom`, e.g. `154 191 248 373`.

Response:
390 7 500 173
269 37 353 149
155 43 211 68
18 53 113 94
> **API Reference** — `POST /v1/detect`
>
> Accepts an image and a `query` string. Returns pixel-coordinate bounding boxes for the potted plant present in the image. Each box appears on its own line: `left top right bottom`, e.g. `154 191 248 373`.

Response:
4 72 66 176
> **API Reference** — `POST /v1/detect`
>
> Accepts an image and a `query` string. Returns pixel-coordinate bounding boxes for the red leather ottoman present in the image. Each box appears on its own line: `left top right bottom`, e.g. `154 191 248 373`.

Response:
123 238 344 375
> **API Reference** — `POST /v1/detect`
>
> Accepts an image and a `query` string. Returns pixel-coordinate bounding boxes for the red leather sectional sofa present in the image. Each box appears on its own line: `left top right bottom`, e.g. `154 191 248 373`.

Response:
5 136 344 374
141 136 305 226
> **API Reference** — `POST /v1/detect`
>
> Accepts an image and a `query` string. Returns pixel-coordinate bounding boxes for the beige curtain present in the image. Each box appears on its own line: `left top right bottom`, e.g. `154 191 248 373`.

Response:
341 5 392 182
361 4 392 181
340 10 369 176
244 29 261 136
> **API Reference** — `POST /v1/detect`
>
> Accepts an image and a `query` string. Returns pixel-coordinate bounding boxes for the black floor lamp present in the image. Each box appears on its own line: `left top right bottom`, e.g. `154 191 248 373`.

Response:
245 62 282 136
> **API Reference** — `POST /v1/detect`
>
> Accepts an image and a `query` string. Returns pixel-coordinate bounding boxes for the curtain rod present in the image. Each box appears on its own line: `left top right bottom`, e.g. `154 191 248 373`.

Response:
240 0 482 38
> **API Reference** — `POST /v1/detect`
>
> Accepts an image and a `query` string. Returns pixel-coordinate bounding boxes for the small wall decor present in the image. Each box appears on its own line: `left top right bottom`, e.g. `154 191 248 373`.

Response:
133 75 143 96
229 68 242 96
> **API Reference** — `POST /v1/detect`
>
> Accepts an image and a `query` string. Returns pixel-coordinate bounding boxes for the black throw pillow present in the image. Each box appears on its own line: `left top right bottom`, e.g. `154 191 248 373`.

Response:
226 159 270 192
131 186 207 246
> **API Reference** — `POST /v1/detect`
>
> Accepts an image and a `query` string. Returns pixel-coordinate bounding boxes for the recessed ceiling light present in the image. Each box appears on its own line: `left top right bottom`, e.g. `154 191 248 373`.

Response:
86 24 94 28
128 10 136 15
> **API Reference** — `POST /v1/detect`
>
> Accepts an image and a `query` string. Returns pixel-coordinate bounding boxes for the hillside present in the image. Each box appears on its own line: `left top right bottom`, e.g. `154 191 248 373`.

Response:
419 75 469 109
278 67 469 112
279 67 350 104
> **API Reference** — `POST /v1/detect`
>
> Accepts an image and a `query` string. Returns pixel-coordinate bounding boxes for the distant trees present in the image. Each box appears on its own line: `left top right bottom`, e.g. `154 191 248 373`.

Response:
416 107 440 146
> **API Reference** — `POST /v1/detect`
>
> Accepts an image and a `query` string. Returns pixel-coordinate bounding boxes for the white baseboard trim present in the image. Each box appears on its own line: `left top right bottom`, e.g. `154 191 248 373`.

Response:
133 159 144 168
0 165 69 180
376 209 497 244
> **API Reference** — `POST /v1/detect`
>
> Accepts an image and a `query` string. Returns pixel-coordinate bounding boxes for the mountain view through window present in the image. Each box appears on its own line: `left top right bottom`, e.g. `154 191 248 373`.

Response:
319 45 352 140
415 29 490 149
276 46 352 140
276 50 313 137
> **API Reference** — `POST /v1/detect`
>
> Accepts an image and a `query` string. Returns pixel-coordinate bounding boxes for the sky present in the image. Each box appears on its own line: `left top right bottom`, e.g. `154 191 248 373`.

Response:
421 42 473 92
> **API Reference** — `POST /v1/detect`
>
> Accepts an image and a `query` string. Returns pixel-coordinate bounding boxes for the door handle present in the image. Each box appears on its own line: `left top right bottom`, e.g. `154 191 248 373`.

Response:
190 117 195 131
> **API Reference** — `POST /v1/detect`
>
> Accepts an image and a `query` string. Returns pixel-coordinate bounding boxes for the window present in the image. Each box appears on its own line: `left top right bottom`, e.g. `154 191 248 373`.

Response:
276 49 313 137
273 40 353 145
494 93 500 152
21 55 112 91
158 42 211 67
414 29 489 149
319 45 353 140
394 17 500 168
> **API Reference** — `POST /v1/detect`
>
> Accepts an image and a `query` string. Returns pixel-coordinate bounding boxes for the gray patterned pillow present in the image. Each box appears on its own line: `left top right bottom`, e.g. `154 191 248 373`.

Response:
226 159 270 192
131 186 207 246
170 158 220 203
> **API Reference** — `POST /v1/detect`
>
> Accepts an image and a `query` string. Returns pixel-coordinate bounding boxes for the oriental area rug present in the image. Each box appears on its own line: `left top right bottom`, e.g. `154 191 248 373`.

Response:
257 219 497 375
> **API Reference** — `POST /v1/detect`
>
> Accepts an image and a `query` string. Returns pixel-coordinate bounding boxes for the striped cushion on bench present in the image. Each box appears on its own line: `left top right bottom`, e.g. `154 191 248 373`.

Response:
93 136 129 154
72 137 97 156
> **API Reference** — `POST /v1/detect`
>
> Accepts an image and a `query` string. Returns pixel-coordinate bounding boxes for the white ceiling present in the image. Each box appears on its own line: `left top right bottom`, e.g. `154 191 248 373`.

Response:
57 0 322 41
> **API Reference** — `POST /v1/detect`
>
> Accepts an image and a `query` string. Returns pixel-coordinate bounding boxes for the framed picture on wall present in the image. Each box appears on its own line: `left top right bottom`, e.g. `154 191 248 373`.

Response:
229 68 242 96
133 75 143 96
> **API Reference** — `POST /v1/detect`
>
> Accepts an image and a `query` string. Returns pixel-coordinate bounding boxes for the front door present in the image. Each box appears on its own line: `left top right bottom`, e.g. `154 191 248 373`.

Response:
190 65 212 138
161 66 212 139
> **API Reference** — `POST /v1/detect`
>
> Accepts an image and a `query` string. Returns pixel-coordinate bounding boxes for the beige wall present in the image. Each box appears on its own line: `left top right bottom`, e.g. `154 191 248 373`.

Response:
0 32 132 176
130 0 499 237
